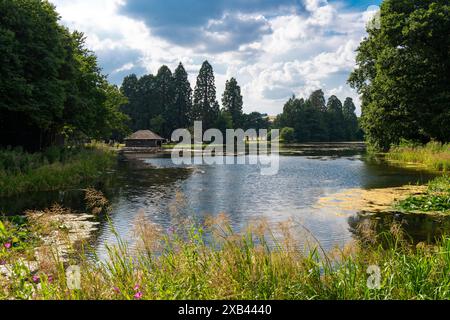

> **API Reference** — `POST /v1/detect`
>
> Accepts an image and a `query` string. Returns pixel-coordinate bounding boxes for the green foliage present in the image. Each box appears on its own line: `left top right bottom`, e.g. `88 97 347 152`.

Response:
0 0 129 151
0 145 116 197
326 95 345 141
274 92 361 143
222 78 244 128
120 63 193 138
280 127 296 143
193 61 220 130
173 63 193 130
349 0 450 151
242 112 270 131
214 111 233 135
397 176 450 214
0 218 35 265
120 62 272 137
398 194 450 213
343 98 361 141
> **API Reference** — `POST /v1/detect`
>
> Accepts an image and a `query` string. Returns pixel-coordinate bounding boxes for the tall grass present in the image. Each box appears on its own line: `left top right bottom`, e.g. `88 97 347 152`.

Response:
0 144 116 197
387 141 450 172
1 212 450 300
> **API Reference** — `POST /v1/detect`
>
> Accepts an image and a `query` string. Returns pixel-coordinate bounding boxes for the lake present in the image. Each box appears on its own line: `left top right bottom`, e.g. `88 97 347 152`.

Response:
1 143 447 258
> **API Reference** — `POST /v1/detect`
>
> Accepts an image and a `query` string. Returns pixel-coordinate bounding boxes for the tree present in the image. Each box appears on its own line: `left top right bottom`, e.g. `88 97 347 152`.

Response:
120 74 139 130
326 95 345 141
155 65 175 137
222 78 244 128
243 112 270 131
192 61 220 130
0 0 67 150
101 84 130 141
276 96 309 141
281 127 296 143
150 115 165 136
214 110 233 135
0 0 128 150
274 92 362 143
309 89 327 112
349 0 450 151
119 63 192 138
342 98 359 141
120 73 159 133
173 62 193 130
62 32 126 142
306 91 328 141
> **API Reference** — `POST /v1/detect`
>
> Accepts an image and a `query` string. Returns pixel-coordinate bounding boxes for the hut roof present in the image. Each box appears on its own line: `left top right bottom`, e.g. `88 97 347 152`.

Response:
125 130 164 141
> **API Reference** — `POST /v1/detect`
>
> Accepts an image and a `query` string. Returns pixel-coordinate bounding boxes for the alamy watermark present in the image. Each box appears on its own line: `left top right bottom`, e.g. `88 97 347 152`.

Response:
367 265 381 290
171 121 280 176
66 265 81 290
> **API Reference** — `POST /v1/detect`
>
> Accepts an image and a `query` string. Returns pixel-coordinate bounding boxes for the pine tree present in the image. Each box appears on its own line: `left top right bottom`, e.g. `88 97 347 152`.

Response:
222 77 243 128
156 66 175 137
173 62 193 130
326 95 345 141
309 90 327 112
342 98 359 141
307 90 328 141
120 74 139 131
193 61 219 130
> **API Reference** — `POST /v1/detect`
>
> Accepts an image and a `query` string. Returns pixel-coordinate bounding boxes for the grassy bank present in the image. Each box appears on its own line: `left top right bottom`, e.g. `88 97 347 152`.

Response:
1 211 450 300
0 143 117 197
387 142 450 172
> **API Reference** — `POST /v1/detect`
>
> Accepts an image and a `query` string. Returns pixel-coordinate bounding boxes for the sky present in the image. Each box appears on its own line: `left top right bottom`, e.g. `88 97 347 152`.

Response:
50 0 382 116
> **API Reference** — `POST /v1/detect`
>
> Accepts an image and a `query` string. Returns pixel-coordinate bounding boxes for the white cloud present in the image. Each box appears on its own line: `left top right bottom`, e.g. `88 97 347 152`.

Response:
113 62 135 73
50 0 379 116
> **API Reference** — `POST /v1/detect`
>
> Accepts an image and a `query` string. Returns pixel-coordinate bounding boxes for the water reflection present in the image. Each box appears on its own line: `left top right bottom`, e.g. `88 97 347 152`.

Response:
0 143 447 258
349 213 450 245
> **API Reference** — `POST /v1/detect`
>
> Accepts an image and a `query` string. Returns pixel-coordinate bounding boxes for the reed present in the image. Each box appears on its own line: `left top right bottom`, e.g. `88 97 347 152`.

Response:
0 144 116 197
1 211 450 300
387 141 450 172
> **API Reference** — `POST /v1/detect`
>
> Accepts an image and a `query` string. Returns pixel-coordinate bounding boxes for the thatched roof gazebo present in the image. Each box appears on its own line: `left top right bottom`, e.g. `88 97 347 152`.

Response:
124 130 165 151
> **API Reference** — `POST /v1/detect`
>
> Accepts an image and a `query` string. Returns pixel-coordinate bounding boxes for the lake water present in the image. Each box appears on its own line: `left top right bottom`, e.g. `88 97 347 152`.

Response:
1 143 447 257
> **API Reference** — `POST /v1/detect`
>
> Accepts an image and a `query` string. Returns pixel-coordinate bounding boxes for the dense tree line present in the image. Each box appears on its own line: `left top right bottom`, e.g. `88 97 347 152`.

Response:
274 90 362 142
121 61 362 142
0 0 129 151
349 0 450 151
120 61 270 137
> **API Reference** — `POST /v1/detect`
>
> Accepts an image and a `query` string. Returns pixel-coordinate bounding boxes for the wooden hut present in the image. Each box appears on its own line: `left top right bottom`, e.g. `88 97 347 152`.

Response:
123 130 165 152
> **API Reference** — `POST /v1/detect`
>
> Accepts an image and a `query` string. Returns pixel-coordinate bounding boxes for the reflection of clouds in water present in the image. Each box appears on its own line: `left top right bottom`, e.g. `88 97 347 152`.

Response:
93 146 438 258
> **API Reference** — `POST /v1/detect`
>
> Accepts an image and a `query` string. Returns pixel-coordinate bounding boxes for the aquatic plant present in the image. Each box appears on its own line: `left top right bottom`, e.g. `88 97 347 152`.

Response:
397 176 450 214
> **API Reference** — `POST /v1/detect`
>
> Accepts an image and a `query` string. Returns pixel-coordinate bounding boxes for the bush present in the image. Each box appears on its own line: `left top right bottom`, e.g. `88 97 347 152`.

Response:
281 127 296 143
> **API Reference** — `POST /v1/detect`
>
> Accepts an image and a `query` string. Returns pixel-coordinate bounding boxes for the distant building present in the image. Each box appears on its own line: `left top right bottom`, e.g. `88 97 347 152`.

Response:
266 115 277 124
124 130 165 151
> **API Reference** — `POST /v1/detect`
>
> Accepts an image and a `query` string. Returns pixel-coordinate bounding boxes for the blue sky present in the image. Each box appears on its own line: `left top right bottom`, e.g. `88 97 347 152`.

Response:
51 0 381 115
